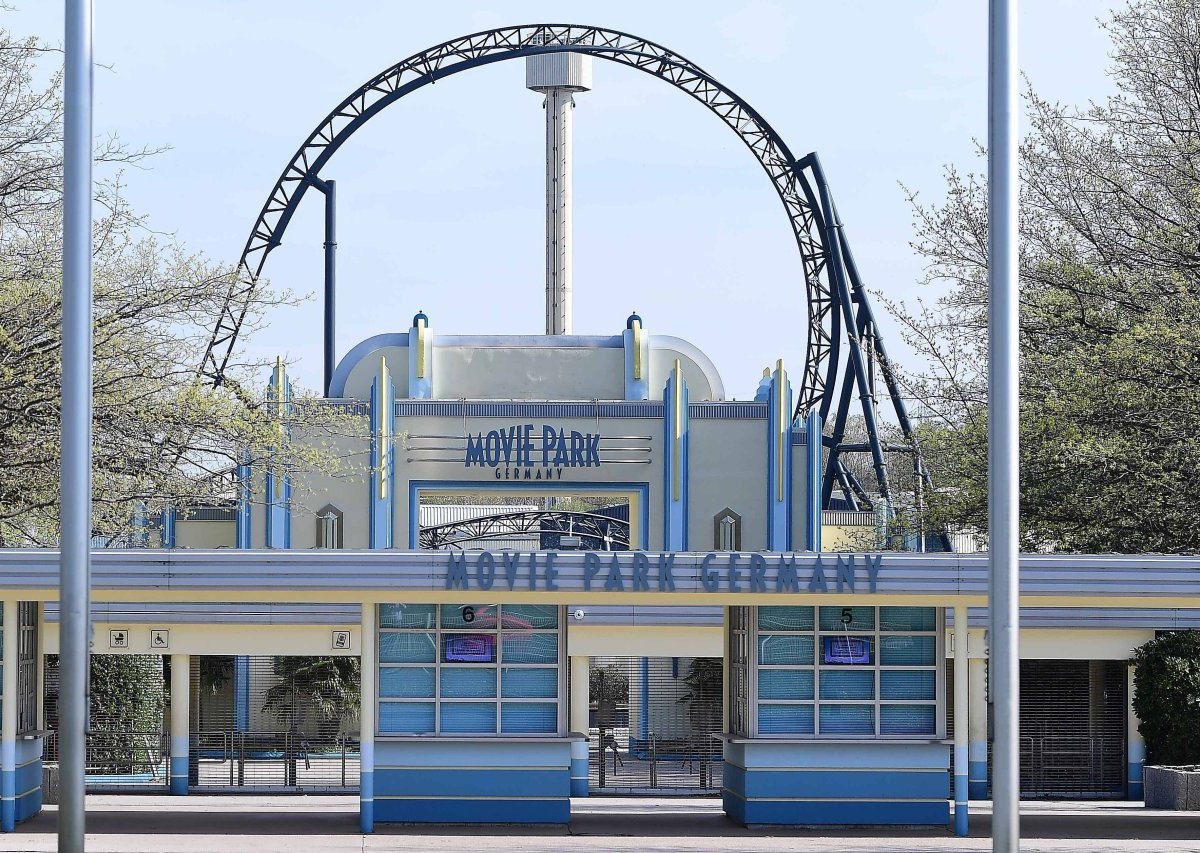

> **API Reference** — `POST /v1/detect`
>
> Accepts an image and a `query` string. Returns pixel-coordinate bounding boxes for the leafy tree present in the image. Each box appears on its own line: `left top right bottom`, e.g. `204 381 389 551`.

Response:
676 658 722 736
1132 632 1200 766
590 663 628 728
0 22 362 546
890 0 1200 552
261 656 360 738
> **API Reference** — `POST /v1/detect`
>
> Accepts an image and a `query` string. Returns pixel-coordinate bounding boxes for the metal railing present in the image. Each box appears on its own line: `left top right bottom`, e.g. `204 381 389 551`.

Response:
191 730 359 791
45 730 171 790
1018 735 1125 798
591 727 721 794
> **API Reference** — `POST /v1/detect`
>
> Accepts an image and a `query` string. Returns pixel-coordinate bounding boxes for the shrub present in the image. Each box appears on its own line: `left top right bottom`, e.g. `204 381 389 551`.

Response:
1132 632 1200 765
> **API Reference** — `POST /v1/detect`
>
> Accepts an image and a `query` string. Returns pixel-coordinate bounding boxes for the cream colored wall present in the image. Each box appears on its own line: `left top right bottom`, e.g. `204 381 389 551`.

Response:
822 523 877 552
569 625 723 657
289 435 371 550
47 622 359 655
436 346 625 401
790 439 810 550
175 521 236 549
341 345 410 400
687 419 768 551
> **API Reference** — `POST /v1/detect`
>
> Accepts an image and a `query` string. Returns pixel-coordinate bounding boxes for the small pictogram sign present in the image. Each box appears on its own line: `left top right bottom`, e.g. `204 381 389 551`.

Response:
150 629 170 649
332 630 351 651
108 629 129 649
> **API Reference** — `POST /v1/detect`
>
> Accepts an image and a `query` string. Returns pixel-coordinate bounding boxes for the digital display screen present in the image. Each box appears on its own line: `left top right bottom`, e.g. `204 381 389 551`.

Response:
443 633 495 663
823 636 872 665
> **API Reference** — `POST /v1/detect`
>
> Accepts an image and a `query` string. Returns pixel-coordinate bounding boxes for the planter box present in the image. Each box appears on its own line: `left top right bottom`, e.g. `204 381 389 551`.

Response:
1144 765 1200 809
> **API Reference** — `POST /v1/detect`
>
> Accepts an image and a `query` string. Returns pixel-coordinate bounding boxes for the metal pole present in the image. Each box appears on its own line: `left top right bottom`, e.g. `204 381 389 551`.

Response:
61 0 93 849
306 175 337 397
987 1 1019 850
322 181 336 397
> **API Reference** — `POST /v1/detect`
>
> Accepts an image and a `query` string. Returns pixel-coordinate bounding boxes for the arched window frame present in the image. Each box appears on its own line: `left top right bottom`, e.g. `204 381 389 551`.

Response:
713 508 742 551
316 504 344 549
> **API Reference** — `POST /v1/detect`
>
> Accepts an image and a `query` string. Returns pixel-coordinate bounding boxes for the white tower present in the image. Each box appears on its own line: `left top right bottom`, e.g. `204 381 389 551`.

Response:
527 49 592 335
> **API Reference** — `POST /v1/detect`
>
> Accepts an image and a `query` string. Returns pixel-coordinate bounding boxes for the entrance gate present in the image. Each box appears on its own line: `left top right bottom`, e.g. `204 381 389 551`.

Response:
588 656 722 795
189 655 360 792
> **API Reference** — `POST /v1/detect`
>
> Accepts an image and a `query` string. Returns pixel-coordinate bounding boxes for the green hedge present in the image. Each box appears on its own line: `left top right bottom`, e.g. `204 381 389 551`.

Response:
1132 632 1200 766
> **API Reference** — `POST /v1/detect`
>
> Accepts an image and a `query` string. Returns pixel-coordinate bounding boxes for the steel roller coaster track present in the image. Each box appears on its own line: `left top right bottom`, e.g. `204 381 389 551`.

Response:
201 24 928 512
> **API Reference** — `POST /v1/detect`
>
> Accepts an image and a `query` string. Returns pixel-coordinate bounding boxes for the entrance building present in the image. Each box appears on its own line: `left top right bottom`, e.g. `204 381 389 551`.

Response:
1 321 1197 831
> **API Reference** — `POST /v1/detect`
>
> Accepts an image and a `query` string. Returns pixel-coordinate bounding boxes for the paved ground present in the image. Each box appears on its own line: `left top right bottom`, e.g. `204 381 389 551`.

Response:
2 796 1200 852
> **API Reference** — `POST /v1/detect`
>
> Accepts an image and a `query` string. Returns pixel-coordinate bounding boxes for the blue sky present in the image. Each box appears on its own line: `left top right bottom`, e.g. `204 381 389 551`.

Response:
12 2 1115 399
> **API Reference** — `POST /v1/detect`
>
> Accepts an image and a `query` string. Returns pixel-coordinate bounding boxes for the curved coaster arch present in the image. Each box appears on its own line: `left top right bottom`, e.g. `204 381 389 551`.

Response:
206 23 925 510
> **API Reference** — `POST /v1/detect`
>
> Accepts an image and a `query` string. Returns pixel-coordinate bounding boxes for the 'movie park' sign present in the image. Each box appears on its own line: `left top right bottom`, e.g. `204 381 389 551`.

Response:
444 551 883 594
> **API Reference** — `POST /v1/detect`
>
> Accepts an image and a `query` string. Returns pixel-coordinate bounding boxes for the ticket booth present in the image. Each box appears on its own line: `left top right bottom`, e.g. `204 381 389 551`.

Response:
363 602 579 826
722 604 948 825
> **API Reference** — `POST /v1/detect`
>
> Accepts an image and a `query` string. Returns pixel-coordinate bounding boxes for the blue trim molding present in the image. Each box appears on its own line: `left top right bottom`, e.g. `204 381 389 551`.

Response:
235 454 252 549
721 738 949 827
160 506 177 549
968 740 987 800
369 359 396 549
264 360 292 549
569 739 588 797
766 362 792 551
805 409 822 551
408 314 433 399
623 315 650 401
371 739 575 825
663 362 689 550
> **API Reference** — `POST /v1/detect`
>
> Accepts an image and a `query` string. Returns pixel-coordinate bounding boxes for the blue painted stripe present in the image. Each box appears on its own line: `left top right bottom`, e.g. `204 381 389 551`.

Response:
359 798 374 834
724 765 948 799
14 788 40 824
570 757 588 797
728 798 949 827
374 768 568 798
968 760 988 800
729 740 949 770
14 762 39 798
1 766 13 832
374 798 569 824
954 800 968 836
373 739 572 768
170 755 188 795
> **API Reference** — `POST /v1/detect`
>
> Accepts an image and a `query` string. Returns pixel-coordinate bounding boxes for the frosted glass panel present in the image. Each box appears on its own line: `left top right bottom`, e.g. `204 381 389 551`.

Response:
379 666 434 699
379 632 436 663
502 702 557 733
441 604 498 630
441 702 496 733
758 635 814 666
758 669 814 701
502 667 557 699
758 704 815 735
880 606 936 632
879 636 937 666
441 667 497 698
502 604 559 629
819 670 875 700
881 704 936 735
880 670 936 700
502 633 558 663
757 606 814 631
379 702 434 734
819 606 875 632
819 703 874 735
379 604 435 629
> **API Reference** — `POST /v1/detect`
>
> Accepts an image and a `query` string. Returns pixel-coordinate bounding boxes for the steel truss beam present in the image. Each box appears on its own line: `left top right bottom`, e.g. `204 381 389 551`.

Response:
419 509 630 551
204 23 925 511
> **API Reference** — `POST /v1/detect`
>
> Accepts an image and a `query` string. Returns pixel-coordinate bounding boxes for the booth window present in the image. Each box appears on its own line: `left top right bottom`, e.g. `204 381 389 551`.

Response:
728 606 751 736
713 509 742 551
316 505 343 549
17 602 38 733
753 605 941 738
377 603 563 736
